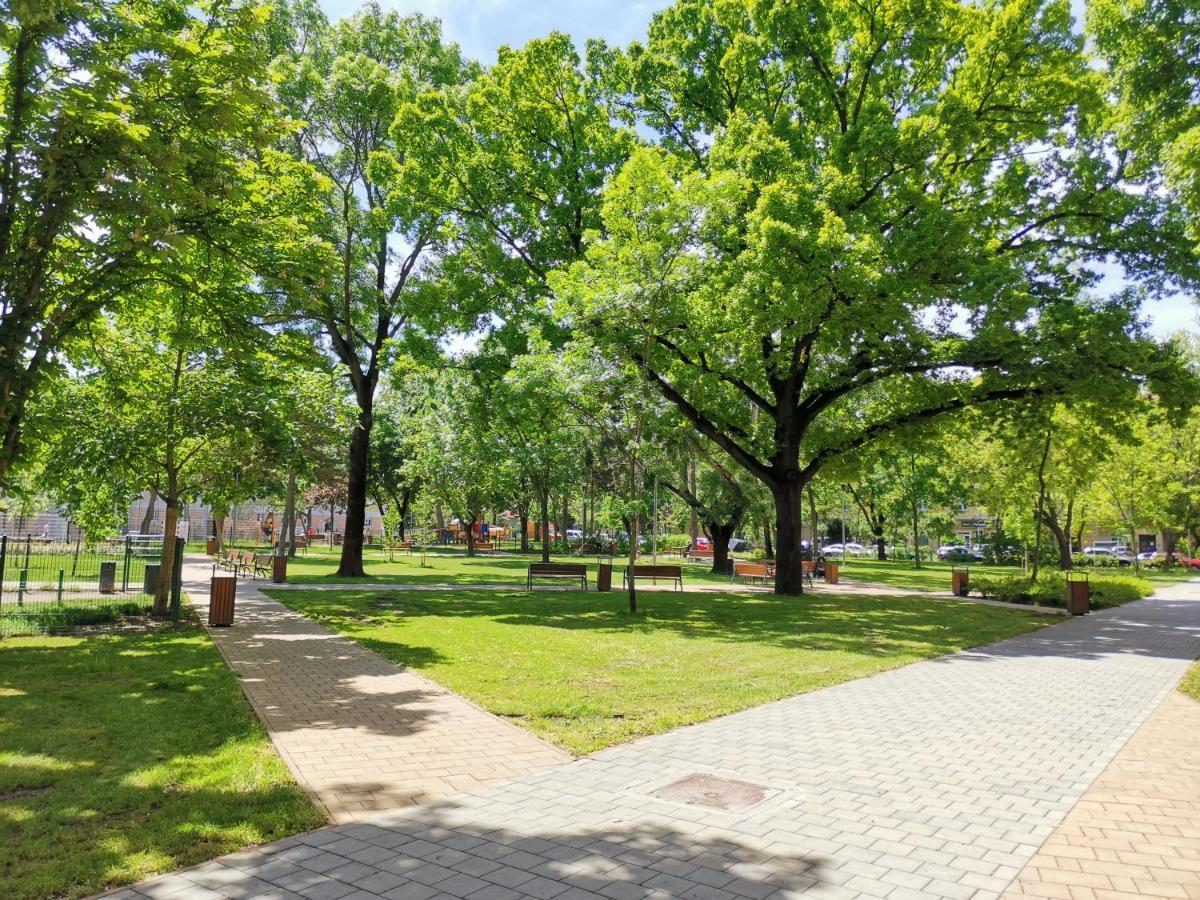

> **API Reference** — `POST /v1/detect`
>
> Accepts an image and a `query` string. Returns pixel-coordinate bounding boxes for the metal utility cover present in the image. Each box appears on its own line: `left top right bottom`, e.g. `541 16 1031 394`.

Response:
651 773 772 811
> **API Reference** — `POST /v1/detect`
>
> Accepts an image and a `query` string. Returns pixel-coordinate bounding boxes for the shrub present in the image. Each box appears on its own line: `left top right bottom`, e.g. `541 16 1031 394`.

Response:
972 572 1153 609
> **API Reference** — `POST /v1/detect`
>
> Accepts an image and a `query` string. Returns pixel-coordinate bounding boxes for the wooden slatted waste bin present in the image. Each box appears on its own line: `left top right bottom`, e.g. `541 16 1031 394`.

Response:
272 555 287 584
951 567 970 597
209 575 236 626
1066 572 1089 616
824 562 839 584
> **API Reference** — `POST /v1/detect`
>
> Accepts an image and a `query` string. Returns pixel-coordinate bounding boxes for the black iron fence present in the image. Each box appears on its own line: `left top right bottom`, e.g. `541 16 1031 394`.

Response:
0 534 180 636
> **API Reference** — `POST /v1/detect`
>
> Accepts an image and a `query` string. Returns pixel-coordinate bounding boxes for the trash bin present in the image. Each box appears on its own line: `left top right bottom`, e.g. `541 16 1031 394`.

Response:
951 567 970 597
206 537 217 555
1066 573 1089 616
272 555 287 584
98 561 116 594
597 562 612 592
209 576 236 626
143 564 161 596
824 562 840 584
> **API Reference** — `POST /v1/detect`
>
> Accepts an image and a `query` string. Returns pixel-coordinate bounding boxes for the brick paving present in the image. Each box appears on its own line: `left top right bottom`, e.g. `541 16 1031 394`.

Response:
179 558 569 822
1003 683 1200 899
107 576 1200 900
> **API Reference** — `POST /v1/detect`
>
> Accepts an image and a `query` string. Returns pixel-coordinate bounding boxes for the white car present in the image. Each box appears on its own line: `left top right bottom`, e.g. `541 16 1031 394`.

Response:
565 529 584 541
822 542 865 557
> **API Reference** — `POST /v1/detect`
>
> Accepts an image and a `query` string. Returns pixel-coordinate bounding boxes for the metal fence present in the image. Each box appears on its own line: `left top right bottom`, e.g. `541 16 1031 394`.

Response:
0 534 170 636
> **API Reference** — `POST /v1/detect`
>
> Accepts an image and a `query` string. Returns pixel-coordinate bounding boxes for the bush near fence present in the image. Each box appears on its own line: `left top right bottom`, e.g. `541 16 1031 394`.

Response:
0 535 169 636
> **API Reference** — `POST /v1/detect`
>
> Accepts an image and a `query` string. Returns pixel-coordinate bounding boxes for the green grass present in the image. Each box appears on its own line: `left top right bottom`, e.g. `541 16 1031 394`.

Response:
835 558 1018 592
0 625 324 899
280 546 740 586
268 586 1048 756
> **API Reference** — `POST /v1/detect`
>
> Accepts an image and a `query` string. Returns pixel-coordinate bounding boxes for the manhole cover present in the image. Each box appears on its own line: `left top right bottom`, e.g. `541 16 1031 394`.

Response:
651 773 771 811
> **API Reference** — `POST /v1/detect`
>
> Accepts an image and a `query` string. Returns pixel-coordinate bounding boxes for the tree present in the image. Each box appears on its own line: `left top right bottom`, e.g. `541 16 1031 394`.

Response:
1089 0 1200 248
0 0 314 480
36 284 299 613
270 1 473 577
553 0 1198 594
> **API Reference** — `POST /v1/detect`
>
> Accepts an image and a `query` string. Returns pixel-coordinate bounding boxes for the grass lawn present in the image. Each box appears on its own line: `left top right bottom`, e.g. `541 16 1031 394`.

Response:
268 586 1048 756
280 546 739 587
0 624 324 899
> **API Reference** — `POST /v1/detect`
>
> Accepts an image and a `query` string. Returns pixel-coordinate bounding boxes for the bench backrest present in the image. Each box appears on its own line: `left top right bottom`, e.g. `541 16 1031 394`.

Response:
735 561 770 577
688 548 714 557
630 565 683 577
801 561 815 574
529 563 586 575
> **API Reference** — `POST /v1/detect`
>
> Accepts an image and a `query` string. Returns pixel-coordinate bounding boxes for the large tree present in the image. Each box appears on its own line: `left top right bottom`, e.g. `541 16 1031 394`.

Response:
270 1 473 576
0 0 308 481
552 0 1198 594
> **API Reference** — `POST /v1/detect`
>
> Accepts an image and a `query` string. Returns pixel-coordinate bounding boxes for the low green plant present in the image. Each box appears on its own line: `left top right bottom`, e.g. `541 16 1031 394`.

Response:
972 572 1154 608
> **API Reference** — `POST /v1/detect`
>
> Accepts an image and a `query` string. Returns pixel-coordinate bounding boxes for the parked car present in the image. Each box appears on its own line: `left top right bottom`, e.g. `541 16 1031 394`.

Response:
728 537 753 552
694 536 712 550
822 542 866 558
1081 546 1133 566
937 545 984 561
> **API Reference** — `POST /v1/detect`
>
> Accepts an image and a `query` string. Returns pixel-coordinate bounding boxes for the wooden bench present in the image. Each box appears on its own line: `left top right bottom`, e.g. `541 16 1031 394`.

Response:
470 542 494 554
623 564 684 591
801 560 816 586
380 540 414 556
732 560 773 586
685 547 714 564
252 553 272 579
527 562 588 590
221 549 248 577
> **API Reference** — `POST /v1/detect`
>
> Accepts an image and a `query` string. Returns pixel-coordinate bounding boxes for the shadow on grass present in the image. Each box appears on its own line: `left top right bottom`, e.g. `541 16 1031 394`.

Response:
271 586 1047 660
0 628 324 899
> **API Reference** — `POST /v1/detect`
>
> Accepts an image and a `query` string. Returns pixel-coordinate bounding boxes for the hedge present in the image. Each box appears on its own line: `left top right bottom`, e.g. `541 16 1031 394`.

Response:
971 572 1154 609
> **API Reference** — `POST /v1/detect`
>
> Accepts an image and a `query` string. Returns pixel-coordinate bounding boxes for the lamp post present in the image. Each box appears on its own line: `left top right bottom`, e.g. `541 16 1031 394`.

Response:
652 474 658 563
840 484 849 561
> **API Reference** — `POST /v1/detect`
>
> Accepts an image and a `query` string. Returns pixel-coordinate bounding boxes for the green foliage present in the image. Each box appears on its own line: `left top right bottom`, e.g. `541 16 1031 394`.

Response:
972 572 1154 608
0 0 321 480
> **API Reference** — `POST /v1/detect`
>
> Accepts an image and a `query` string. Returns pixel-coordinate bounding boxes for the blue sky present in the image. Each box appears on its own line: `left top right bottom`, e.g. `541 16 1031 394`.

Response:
319 0 1196 340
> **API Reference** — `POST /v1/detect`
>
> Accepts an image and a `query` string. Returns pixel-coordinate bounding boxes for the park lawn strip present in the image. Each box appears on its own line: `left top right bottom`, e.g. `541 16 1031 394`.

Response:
281 546 738 587
269 587 1048 756
0 624 324 899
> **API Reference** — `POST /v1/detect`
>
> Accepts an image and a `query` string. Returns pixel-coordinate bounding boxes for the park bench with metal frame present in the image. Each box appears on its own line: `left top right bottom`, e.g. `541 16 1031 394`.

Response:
527 562 588 590
684 547 714 564
732 560 773 586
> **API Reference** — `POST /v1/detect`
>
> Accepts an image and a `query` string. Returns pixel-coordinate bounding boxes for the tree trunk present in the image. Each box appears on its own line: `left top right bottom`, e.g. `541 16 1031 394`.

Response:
140 488 159 534
1031 430 1052 583
763 522 774 559
213 513 226 555
397 489 411 540
874 527 886 561
910 501 921 568
337 407 372 578
561 493 569 543
806 486 819 553
773 481 806 595
519 506 530 553
538 485 551 562
688 460 698 545
628 508 639 614
707 520 735 575
466 516 476 557
154 477 180 615
282 468 297 558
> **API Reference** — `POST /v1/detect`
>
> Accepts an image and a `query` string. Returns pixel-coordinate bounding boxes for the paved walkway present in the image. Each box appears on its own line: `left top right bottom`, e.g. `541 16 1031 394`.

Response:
179 558 569 822
108 579 1199 899
1003 686 1200 899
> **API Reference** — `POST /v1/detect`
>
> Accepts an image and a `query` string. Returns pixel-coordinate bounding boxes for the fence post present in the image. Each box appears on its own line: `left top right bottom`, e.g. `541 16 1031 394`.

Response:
170 536 184 622
122 536 131 592
17 569 26 607
23 534 31 571
0 535 6 612
56 570 64 605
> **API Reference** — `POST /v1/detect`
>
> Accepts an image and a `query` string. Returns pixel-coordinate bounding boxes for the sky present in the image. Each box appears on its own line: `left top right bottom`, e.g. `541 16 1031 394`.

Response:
319 0 1197 341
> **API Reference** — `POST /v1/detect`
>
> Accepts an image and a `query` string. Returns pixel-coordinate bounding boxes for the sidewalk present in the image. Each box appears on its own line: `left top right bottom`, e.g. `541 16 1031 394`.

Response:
108 577 1200 899
179 557 569 822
